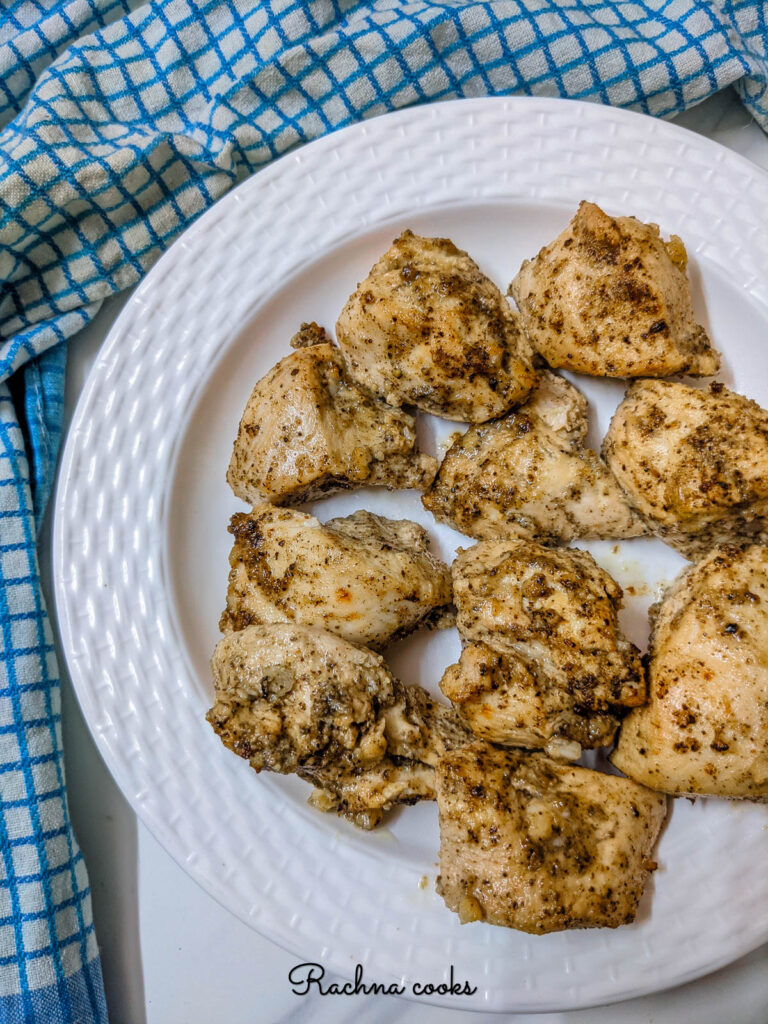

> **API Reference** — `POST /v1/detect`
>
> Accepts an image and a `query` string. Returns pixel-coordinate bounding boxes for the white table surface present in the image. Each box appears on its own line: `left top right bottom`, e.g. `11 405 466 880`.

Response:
41 88 768 1024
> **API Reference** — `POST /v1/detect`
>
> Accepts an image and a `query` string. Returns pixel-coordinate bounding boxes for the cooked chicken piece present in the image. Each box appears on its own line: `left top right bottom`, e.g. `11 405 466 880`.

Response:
220 504 452 649
510 201 719 378
304 759 436 830
452 539 645 708
443 539 644 755
208 624 472 826
207 624 398 774
390 684 475 766
300 687 471 826
422 372 646 543
436 743 667 933
612 544 768 801
227 325 436 505
440 642 619 758
336 230 535 422
303 686 474 828
604 380 768 557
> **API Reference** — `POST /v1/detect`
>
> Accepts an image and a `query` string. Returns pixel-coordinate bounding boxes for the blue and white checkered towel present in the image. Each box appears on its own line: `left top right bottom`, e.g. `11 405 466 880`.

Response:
0 2 766 1020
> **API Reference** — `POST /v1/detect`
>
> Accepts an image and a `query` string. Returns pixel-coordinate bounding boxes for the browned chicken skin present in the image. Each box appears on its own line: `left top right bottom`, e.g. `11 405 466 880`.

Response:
612 544 768 801
435 743 667 933
510 201 719 378
220 504 452 649
604 380 768 556
336 231 535 422
422 372 645 544
226 326 436 505
442 539 644 756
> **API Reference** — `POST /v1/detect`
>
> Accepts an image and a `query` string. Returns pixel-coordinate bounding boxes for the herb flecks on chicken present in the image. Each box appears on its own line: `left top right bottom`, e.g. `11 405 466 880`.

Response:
227 326 436 505
207 624 471 828
336 231 535 423
604 379 768 557
435 743 667 933
303 685 473 828
423 371 645 544
612 544 768 801
510 201 719 378
220 504 453 649
441 538 645 756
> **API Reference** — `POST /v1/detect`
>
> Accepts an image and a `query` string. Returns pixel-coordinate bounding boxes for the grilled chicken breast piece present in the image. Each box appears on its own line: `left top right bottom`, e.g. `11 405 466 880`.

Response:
604 380 768 557
226 326 436 505
220 504 452 649
207 624 398 774
336 230 535 422
509 201 719 378
440 642 619 759
442 539 644 755
208 624 471 826
436 743 667 933
422 372 645 543
451 539 645 709
304 688 473 829
612 544 768 801
305 759 436 831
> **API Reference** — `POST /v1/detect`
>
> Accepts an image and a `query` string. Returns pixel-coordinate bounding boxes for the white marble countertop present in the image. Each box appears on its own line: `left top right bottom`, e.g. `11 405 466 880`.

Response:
42 88 768 1024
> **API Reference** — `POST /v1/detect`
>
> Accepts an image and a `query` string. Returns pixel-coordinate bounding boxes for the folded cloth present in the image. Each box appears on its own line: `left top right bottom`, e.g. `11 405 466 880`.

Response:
0 1 766 1020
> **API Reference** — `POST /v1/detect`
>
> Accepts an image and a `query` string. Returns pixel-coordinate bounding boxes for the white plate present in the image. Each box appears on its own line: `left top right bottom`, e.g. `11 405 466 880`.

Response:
54 97 768 1012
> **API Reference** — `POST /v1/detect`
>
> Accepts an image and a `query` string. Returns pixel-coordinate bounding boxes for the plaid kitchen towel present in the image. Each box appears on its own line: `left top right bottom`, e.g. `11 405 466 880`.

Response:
0 1 766 1021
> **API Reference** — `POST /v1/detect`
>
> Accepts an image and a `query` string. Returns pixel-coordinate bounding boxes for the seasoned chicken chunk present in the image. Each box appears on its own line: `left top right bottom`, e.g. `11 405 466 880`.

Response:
391 684 475 767
436 743 667 933
443 540 644 754
207 624 398 774
336 230 535 422
422 372 645 543
208 624 471 827
603 380 768 557
227 326 436 505
220 504 452 649
451 540 645 708
510 201 719 378
305 759 436 831
440 642 619 758
304 688 473 829
612 544 768 801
